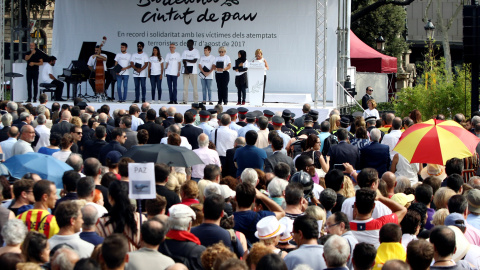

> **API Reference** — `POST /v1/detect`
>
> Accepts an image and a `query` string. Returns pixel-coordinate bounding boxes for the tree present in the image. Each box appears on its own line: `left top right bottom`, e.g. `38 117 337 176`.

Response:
352 0 409 58
352 0 415 23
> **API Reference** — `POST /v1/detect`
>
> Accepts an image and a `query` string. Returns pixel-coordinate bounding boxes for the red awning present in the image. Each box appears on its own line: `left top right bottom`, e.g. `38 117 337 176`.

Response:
350 30 397 73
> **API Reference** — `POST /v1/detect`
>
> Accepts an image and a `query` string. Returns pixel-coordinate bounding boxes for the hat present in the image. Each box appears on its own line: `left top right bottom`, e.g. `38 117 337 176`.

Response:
207 109 217 115
291 113 296 118
169 204 196 220
272 116 284 126
444 213 466 230
420 164 447 181
199 110 211 119
304 115 313 122
254 110 264 119
255 216 286 239
220 185 236 199
226 108 238 116
186 108 197 115
308 110 318 116
263 110 274 117
448 225 471 262
340 117 350 125
391 193 415 207
77 101 88 110
105 150 122 164
192 103 200 108
279 217 294 243
246 112 256 121
282 110 292 118
238 107 248 115
467 189 480 214
365 116 376 122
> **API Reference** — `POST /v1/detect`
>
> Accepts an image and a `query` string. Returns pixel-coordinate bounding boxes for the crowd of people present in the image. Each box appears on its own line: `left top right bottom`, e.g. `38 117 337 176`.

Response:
0 90 480 270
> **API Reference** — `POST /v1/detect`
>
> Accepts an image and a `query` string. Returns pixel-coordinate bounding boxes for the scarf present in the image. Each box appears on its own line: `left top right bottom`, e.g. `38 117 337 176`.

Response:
166 230 201 245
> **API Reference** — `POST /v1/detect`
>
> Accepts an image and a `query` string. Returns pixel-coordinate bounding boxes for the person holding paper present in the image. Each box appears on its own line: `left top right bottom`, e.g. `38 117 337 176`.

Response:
251 49 269 104
213 46 231 105
181 39 200 104
165 43 181 104
148 46 164 103
114 42 131 103
233 50 249 105
198 46 215 105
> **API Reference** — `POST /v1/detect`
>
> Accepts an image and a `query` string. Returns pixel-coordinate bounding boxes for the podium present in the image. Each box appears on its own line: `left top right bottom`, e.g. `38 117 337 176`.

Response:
247 62 265 106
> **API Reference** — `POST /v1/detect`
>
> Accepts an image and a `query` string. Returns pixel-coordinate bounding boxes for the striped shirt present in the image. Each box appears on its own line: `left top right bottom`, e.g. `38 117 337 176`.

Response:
95 212 143 252
17 209 59 239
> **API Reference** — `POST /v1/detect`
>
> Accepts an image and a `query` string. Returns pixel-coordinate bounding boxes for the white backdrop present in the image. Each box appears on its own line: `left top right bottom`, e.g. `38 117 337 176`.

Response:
52 0 337 101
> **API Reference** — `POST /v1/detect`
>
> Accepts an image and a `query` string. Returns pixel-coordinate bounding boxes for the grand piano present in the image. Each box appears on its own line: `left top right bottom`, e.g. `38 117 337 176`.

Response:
59 42 117 100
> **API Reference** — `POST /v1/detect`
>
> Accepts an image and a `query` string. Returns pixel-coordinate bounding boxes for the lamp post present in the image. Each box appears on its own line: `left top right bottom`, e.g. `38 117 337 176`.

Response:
376 32 386 52
424 19 435 70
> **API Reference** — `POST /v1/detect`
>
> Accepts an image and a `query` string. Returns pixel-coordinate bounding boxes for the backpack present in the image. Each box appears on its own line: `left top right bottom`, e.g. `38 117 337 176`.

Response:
321 134 338 157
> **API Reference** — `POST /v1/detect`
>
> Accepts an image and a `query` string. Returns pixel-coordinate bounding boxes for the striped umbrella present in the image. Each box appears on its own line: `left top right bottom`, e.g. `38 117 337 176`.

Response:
393 119 480 165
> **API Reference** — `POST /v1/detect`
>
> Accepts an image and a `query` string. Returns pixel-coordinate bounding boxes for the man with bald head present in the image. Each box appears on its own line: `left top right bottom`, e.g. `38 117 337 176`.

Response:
12 125 35 156
85 105 95 115
381 117 403 159
294 103 311 128
359 128 391 177
80 204 104 246
382 172 396 198
99 112 114 142
192 133 221 181
51 110 74 136
379 113 395 133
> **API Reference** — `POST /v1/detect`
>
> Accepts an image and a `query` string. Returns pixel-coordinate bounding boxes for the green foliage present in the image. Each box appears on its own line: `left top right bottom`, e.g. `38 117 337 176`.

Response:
352 0 408 58
393 58 471 120
376 102 395 112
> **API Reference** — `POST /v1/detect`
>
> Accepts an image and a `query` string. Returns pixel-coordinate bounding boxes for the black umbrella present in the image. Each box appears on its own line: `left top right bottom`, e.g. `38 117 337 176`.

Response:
124 144 204 167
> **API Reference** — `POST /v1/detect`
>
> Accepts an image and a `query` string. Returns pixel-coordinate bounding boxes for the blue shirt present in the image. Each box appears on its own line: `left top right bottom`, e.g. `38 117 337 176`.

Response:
467 213 480 231
80 231 104 246
198 122 214 139
238 123 259 138
38 147 60 156
191 223 244 258
275 130 291 149
234 145 267 177
318 132 331 152
233 210 275 245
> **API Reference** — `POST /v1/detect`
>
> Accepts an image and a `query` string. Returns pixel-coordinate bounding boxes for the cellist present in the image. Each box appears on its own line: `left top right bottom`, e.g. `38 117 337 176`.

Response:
88 45 110 93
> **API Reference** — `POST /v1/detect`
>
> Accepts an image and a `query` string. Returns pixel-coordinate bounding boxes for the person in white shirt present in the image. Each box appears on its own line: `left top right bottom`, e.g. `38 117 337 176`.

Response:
199 46 216 105
192 133 221 181
182 39 200 104
114 42 132 103
130 41 149 103
214 46 232 105
41 56 65 101
233 50 249 105
148 46 164 103
363 99 380 120
164 43 181 104
212 114 238 169
34 115 50 152
87 46 111 95
251 49 269 104
1 126 18 160
160 124 192 150
381 117 403 159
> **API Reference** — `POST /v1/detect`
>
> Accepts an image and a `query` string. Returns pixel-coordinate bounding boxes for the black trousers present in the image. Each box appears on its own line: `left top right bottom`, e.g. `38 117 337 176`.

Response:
215 72 229 103
262 75 267 103
26 69 39 100
235 73 247 103
51 80 64 100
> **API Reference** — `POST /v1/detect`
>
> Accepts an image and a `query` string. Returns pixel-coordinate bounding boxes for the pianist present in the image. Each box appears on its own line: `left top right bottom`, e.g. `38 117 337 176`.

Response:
41 56 65 101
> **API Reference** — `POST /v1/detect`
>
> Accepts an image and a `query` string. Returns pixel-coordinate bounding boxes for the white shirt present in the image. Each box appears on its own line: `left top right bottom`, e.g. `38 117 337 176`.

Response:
181 48 200 74
229 122 242 133
12 139 34 156
165 52 181 76
114 52 132 76
363 108 380 120
160 136 192 150
41 63 53 83
275 130 291 149
381 129 402 159
192 146 221 179
87 53 107 71
48 233 94 258
199 55 216 79
212 126 237 156
214 55 231 73
34 124 50 152
130 52 149 77
131 115 144 131
340 196 393 221
149 56 164 76
52 150 72 162
86 202 108 221
208 118 219 129
0 137 17 160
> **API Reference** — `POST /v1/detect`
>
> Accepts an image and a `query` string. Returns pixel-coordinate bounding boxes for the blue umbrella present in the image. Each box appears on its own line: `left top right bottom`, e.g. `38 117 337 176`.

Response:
4 152 73 188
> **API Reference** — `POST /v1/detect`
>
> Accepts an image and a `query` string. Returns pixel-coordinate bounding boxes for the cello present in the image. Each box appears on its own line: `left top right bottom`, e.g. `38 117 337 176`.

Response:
94 36 107 94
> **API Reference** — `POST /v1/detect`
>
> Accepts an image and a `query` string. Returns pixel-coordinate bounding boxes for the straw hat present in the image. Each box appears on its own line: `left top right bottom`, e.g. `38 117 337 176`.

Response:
255 216 286 240
448 226 470 262
420 164 447 180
